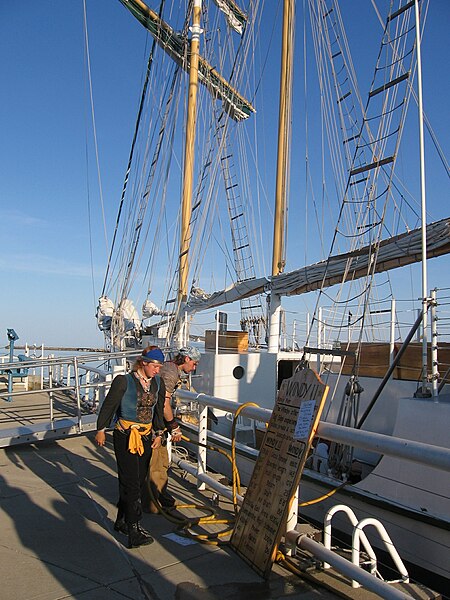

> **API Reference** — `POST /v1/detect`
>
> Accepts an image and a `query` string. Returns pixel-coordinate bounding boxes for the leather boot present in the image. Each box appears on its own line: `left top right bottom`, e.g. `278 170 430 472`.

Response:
128 522 154 548
114 515 128 535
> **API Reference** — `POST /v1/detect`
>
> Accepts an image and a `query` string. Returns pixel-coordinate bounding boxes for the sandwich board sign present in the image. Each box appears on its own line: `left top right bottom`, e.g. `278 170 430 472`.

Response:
230 368 328 578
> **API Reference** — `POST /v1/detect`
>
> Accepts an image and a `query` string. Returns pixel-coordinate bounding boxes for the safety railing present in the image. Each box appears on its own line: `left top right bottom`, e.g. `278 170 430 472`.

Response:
323 505 409 587
0 349 140 444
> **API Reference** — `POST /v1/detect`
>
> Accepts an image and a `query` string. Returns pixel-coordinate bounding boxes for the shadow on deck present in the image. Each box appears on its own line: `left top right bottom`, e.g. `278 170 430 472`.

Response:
0 434 343 600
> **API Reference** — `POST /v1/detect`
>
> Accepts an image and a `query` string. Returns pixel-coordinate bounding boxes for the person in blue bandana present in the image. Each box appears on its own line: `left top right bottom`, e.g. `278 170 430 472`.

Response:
95 346 166 548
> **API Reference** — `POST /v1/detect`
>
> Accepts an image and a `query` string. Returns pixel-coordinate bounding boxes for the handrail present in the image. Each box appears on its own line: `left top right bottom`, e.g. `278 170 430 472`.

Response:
352 518 409 588
0 351 134 439
175 389 450 472
323 505 377 572
285 531 414 600
356 307 426 429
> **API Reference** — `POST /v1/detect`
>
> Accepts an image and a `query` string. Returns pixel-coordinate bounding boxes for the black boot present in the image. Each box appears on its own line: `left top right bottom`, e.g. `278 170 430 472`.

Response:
114 514 128 535
114 502 127 535
128 522 154 548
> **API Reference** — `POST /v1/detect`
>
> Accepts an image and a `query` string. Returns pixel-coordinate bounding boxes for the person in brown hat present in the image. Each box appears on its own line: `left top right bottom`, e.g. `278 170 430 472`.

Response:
145 346 200 512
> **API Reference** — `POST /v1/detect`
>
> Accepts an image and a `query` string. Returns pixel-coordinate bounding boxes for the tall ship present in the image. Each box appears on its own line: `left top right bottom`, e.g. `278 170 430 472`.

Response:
2 1 449 596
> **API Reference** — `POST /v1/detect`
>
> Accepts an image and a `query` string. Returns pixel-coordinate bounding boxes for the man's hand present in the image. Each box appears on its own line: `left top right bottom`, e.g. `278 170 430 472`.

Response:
152 435 162 449
170 425 182 443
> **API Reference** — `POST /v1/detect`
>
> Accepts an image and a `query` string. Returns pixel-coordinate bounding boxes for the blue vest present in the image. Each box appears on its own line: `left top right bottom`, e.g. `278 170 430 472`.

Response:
119 373 160 423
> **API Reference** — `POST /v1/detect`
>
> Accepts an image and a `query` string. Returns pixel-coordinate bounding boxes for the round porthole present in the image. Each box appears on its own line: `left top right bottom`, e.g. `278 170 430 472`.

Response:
233 366 245 380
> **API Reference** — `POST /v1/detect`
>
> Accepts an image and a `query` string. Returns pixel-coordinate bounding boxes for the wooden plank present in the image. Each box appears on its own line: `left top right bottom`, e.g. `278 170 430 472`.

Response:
230 368 328 578
204 330 249 352
340 343 391 377
340 341 450 381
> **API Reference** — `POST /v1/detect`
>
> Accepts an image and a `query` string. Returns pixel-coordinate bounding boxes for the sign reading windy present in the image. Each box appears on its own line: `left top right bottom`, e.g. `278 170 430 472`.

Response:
231 368 328 577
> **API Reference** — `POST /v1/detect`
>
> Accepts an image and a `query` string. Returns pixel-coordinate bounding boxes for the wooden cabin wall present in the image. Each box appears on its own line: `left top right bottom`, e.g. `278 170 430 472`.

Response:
340 342 450 382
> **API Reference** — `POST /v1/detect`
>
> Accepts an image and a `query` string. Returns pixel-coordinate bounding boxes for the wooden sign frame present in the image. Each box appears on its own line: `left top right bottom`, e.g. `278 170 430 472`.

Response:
230 368 328 578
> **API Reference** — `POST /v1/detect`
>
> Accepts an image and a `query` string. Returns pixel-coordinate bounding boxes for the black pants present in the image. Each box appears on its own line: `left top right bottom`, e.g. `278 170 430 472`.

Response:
113 428 152 524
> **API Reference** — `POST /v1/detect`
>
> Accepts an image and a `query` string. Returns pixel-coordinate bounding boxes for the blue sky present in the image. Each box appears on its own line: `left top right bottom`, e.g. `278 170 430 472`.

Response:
1 1 449 349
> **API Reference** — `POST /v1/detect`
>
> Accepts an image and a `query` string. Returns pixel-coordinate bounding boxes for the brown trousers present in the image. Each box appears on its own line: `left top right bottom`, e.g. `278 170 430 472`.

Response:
143 444 169 513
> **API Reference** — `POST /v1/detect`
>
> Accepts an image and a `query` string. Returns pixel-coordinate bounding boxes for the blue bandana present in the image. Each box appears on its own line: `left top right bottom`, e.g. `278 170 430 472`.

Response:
141 348 164 364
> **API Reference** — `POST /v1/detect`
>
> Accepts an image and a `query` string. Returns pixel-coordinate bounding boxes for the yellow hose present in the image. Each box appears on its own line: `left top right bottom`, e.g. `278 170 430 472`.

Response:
161 403 347 544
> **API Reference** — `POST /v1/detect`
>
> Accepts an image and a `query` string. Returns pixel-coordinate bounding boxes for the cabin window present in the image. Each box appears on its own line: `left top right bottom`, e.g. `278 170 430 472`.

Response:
233 366 245 380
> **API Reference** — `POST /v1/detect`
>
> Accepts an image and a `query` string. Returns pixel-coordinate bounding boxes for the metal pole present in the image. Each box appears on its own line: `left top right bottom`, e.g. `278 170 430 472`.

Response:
414 0 428 395
73 357 82 431
176 388 450 472
49 364 54 424
389 298 396 366
286 533 415 600
7 335 14 402
317 307 323 372
173 455 243 504
197 404 208 490
292 319 296 351
430 288 439 399
216 309 220 354
40 344 44 389
356 307 425 429
285 486 298 556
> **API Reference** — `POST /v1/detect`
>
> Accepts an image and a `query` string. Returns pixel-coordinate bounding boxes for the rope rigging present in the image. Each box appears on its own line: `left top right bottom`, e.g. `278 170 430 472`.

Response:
98 0 269 348
304 0 422 367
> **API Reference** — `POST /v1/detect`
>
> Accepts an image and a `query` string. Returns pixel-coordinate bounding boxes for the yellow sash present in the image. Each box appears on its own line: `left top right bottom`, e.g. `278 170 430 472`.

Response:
116 419 152 456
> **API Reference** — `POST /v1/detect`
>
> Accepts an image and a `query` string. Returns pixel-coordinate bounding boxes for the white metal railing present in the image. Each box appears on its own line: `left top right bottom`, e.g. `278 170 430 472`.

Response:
352 518 409 588
285 531 415 600
175 388 450 472
0 349 140 435
323 505 409 588
323 505 378 572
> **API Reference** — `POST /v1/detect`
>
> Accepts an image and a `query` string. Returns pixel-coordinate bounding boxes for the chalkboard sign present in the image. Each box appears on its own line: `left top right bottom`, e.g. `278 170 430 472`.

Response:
231 368 328 578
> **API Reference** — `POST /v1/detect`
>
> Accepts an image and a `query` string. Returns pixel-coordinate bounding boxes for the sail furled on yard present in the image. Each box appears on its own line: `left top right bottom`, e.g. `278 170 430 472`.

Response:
273 218 450 296
118 0 255 121
212 0 247 34
185 218 450 314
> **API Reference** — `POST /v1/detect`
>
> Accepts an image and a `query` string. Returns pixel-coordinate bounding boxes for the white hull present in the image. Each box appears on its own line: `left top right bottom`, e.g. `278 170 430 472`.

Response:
298 473 450 583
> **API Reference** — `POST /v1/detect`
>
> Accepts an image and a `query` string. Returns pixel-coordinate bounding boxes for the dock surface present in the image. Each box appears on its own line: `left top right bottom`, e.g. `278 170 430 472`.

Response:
0 433 343 600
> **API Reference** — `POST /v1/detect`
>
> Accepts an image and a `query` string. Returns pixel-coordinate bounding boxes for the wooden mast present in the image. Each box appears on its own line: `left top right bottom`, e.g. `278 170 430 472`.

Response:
178 0 202 337
272 0 294 277
268 0 295 352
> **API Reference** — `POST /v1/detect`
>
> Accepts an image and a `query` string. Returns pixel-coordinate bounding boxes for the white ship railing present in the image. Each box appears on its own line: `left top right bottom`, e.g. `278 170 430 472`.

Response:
323 505 409 587
175 389 450 472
